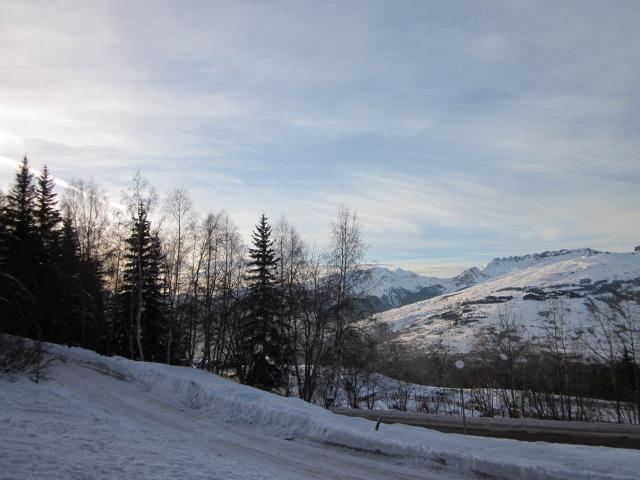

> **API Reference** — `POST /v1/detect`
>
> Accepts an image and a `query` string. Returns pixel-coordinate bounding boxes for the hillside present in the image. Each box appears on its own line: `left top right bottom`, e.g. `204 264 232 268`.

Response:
376 249 640 351
2 342 639 479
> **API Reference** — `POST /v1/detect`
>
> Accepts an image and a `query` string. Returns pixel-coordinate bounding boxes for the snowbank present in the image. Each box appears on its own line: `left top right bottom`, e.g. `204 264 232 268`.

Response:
40 343 640 480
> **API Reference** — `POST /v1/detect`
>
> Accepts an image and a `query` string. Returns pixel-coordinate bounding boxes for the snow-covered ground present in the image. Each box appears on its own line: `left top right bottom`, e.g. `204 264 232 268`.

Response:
331 371 625 423
377 250 640 351
2 343 640 479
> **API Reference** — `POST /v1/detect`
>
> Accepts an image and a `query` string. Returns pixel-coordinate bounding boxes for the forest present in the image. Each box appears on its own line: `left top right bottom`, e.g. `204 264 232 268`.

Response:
0 156 375 405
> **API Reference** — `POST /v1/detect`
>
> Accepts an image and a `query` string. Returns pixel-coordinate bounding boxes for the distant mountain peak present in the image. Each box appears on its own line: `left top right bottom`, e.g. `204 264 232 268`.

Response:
453 267 489 288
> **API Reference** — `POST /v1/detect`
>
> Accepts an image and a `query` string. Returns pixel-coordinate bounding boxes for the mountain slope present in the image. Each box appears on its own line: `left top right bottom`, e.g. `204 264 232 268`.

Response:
376 250 640 351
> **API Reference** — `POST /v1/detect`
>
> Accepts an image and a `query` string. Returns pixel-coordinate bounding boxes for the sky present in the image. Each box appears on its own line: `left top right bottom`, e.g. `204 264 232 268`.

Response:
1 1 639 276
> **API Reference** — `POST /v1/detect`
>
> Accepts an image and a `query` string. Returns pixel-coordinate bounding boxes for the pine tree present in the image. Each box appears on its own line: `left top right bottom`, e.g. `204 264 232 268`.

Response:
0 191 11 330
56 214 83 345
35 166 62 251
4 157 37 231
0 191 8 272
34 165 64 341
76 249 106 351
117 203 165 361
141 232 167 362
0 157 40 337
242 214 288 391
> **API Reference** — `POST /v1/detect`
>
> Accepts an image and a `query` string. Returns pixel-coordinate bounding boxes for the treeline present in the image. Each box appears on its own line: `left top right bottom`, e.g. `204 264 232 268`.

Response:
0 157 376 403
0 159 105 350
377 297 640 424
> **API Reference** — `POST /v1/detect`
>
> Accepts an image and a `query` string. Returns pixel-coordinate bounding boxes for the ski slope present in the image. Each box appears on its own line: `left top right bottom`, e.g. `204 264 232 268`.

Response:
377 250 640 351
2 343 640 479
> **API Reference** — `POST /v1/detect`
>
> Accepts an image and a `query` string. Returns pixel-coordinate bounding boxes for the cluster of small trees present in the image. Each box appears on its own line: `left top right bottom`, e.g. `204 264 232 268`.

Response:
0 157 376 401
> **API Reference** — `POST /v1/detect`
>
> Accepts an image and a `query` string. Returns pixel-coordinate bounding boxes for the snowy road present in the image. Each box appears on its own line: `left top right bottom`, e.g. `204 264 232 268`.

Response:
1 361 461 480
333 408 640 449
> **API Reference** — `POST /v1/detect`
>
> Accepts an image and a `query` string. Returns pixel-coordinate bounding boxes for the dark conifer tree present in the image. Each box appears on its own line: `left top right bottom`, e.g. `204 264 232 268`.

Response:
241 214 288 391
117 203 165 361
0 157 40 337
0 190 12 330
75 252 106 351
4 157 37 244
35 166 62 250
56 214 84 344
0 191 8 272
34 166 64 341
52 209 105 352
141 232 167 362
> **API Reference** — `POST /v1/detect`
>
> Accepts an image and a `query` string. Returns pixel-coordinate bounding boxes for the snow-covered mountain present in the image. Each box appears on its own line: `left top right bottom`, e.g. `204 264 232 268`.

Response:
481 248 604 278
362 267 448 311
373 249 640 351
362 265 490 311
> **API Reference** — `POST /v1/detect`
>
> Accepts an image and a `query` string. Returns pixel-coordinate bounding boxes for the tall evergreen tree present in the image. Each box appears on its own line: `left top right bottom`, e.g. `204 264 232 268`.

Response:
0 157 40 337
141 232 167 362
241 214 288 391
4 157 37 238
117 203 166 361
0 191 8 271
34 165 65 341
56 214 83 345
35 165 62 250
0 190 12 330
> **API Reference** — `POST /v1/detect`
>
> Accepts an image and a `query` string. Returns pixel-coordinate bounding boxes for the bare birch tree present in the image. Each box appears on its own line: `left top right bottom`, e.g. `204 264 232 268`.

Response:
326 204 370 404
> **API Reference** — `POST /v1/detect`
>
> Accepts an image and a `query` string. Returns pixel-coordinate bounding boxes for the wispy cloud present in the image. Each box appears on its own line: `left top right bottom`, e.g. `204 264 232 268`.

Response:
1 0 639 271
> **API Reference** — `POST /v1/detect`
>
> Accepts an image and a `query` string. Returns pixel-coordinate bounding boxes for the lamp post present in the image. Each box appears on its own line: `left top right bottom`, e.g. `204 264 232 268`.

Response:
455 359 466 435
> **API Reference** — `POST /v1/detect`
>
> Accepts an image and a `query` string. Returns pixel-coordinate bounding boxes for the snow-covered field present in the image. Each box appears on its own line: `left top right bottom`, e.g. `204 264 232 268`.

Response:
377 250 640 350
2 343 640 479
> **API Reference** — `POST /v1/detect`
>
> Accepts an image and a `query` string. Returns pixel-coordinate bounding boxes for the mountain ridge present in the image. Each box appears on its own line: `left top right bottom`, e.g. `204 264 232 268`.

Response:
372 248 640 351
364 248 616 312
